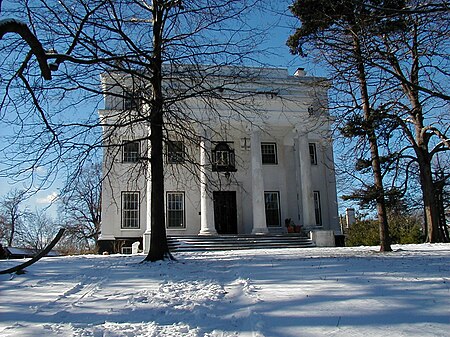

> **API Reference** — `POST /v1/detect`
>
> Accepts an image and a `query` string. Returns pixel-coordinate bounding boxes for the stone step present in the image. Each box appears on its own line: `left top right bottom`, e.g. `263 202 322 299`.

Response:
167 235 315 252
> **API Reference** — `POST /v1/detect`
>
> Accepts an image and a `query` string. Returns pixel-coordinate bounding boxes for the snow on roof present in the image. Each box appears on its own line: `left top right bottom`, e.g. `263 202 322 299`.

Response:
4 247 60 258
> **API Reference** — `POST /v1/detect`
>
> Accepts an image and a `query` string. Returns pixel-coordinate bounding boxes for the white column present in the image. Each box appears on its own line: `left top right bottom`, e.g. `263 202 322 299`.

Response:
199 129 217 235
296 129 314 227
251 128 268 234
143 138 152 253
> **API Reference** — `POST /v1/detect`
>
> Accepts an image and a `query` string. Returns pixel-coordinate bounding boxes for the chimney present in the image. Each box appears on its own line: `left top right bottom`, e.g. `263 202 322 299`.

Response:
294 67 306 77
345 208 356 228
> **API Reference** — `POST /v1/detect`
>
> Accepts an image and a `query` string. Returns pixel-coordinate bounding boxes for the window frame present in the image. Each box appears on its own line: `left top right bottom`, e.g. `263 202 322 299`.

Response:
121 247 132 254
166 140 185 164
313 191 322 226
123 91 141 111
309 143 318 165
264 191 281 227
121 192 140 229
166 192 186 229
211 142 236 172
122 140 140 163
261 142 278 165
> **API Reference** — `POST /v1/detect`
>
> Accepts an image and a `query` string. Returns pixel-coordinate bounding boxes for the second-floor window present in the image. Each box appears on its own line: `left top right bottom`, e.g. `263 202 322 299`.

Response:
309 143 317 165
123 141 140 163
167 141 185 164
212 142 236 172
123 91 141 110
261 143 278 164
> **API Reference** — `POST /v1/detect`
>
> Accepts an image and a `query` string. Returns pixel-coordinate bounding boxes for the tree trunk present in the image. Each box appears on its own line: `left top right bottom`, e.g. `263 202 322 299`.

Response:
383 23 444 244
417 152 442 242
145 107 171 261
144 1 171 262
0 228 65 275
353 33 392 252
7 218 15 247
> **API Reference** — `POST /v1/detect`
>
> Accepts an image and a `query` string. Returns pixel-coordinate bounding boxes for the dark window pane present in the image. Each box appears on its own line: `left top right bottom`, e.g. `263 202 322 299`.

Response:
265 192 280 227
167 192 185 228
261 143 277 164
314 191 322 226
122 192 139 228
212 142 236 172
123 141 140 163
309 143 317 165
167 141 185 164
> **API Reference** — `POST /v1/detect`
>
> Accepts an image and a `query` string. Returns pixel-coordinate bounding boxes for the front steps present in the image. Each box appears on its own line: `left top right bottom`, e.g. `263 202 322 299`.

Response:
167 234 315 252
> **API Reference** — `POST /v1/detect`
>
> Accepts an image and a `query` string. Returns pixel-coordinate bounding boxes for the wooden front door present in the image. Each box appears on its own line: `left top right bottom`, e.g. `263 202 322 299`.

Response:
213 191 237 234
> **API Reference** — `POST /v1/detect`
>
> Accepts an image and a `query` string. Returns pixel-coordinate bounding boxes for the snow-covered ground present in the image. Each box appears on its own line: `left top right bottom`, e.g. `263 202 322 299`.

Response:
1 244 449 337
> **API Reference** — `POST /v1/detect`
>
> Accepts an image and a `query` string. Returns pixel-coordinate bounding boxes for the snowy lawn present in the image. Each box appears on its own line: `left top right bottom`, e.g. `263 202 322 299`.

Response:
1 244 449 337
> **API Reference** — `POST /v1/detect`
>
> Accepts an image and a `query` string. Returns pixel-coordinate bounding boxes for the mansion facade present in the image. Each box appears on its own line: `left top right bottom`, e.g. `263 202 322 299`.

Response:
98 66 340 254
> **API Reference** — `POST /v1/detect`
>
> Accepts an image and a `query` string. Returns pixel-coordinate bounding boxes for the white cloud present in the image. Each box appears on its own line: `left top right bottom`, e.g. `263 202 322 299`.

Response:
36 191 59 204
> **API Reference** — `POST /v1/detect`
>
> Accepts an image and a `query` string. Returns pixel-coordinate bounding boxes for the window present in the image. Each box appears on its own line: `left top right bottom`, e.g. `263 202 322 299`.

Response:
314 191 322 226
121 247 132 254
261 143 277 164
167 141 185 164
123 141 140 163
123 91 140 110
309 143 317 165
212 142 236 172
167 192 185 228
264 192 281 227
122 192 140 229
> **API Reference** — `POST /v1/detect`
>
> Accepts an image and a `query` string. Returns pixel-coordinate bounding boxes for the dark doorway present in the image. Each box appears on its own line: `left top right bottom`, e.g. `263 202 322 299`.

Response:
213 191 237 234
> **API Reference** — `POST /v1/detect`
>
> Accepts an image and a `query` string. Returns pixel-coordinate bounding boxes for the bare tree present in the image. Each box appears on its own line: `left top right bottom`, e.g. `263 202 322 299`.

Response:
1 0 276 261
19 209 58 250
0 18 53 80
58 162 102 252
0 189 27 246
365 4 450 242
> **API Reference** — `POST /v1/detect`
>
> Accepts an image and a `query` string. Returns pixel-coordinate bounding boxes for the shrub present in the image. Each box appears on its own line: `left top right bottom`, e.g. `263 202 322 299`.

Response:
345 213 424 246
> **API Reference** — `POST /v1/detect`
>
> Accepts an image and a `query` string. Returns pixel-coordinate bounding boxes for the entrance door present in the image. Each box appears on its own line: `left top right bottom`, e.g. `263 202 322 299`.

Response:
213 191 237 234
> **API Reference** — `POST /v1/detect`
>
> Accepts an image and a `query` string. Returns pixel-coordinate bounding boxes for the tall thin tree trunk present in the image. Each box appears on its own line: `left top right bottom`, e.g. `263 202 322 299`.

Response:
7 220 14 247
417 153 441 242
353 32 392 252
144 1 171 262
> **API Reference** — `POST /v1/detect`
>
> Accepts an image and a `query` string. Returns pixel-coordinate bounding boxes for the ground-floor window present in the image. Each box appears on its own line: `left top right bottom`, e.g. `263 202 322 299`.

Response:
314 191 322 226
264 191 281 227
167 192 185 228
121 192 140 229
121 247 132 254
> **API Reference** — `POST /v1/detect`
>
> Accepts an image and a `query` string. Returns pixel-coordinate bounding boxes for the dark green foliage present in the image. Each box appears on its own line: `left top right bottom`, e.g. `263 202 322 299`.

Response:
346 218 380 246
388 213 424 244
287 0 407 55
340 106 400 140
342 185 381 209
340 115 368 138
346 194 424 246
346 213 423 246
342 185 403 209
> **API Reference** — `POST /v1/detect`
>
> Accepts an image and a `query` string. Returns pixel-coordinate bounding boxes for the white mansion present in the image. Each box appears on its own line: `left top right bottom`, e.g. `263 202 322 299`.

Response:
98 66 340 254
